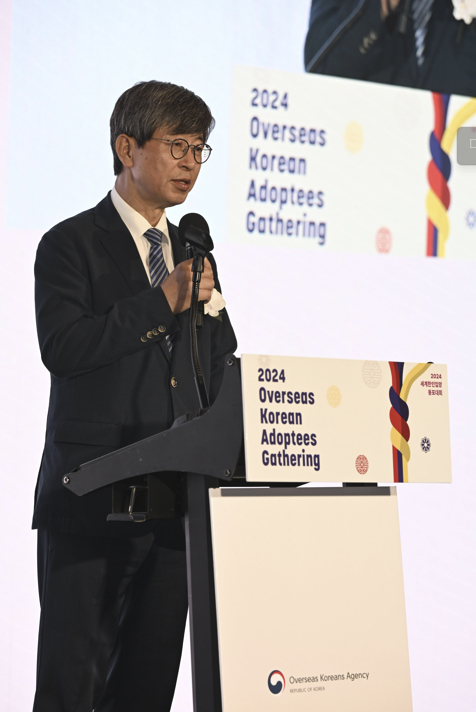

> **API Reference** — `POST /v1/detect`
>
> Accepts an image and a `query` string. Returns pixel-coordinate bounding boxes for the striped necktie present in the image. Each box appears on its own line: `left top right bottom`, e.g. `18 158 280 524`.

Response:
412 0 435 67
144 227 173 354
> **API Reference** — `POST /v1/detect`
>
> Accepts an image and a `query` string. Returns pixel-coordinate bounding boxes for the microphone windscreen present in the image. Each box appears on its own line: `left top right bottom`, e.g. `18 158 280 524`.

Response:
178 213 213 252
178 213 210 244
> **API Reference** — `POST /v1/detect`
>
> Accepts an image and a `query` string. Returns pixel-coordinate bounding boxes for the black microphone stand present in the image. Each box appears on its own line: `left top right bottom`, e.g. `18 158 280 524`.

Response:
186 244 204 329
187 244 210 411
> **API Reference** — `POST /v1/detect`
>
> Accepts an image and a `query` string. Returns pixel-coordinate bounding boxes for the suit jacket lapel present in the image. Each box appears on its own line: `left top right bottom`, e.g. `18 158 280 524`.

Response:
144 220 187 364
95 195 188 364
167 219 189 360
95 193 151 297
168 220 186 267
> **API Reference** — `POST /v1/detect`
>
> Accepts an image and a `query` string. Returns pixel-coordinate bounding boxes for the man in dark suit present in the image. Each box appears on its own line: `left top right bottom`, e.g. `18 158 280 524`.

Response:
304 0 476 96
33 81 237 712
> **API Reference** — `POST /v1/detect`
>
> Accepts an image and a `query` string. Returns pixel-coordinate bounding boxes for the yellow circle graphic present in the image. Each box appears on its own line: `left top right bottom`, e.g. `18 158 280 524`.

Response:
344 122 364 153
326 385 342 408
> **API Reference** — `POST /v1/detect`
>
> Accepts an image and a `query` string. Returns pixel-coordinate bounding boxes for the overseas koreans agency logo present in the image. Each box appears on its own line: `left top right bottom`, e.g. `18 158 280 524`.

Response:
268 670 285 695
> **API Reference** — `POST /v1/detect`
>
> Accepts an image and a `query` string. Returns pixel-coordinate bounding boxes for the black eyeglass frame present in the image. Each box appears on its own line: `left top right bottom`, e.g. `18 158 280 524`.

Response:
150 137 213 164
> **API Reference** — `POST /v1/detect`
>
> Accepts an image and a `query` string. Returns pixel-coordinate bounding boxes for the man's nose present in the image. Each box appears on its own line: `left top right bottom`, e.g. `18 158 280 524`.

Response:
179 149 196 169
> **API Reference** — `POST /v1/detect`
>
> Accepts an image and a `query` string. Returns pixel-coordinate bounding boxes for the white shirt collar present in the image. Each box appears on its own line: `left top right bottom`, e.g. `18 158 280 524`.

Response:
110 186 170 242
110 186 175 278
110 187 224 313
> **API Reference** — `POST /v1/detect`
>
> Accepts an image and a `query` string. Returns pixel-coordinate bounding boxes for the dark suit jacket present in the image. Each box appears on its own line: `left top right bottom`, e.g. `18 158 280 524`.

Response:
33 193 237 536
305 0 476 96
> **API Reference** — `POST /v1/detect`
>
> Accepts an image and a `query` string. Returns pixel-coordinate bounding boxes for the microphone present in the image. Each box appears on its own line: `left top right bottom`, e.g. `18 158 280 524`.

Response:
178 213 214 411
178 213 214 330
178 213 214 254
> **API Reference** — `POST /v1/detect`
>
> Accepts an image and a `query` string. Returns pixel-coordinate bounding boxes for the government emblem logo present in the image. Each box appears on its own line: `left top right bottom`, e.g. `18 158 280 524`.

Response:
268 670 285 695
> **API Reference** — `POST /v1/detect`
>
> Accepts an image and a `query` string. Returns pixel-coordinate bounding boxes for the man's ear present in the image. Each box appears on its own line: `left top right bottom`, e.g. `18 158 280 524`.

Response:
115 134 136 169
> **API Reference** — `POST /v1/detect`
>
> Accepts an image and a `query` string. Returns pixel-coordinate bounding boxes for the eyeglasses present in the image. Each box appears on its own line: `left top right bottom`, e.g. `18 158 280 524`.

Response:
150 138 212 164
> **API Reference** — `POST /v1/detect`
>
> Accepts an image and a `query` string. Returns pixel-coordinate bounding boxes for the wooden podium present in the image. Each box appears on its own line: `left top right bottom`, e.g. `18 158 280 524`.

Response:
63 354 451 712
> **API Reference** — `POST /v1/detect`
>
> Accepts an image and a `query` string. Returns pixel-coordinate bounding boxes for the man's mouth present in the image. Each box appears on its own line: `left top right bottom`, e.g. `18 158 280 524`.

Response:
171 179 191 190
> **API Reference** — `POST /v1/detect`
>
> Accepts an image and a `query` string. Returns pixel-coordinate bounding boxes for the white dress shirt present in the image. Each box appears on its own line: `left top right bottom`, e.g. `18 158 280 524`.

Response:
111 186 175 283
110 186 226 315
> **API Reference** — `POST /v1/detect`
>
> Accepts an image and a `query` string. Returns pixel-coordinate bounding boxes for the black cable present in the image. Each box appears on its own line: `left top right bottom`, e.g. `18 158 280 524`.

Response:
189 257 210 410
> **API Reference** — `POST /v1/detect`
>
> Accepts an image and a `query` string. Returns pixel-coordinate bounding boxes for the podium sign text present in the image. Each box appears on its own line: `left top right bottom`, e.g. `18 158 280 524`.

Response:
241 354 451 483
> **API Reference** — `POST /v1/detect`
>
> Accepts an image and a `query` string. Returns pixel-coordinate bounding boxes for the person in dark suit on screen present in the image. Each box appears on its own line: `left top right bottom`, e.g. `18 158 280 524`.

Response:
32 80 237 712
304 0 476 96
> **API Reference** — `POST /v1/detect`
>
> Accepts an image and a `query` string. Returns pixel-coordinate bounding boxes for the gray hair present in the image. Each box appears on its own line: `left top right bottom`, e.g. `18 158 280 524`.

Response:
110 80 215 175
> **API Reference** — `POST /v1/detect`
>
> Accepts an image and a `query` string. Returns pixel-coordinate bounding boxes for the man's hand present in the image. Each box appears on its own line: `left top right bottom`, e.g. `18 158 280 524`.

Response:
380 0 400 18
160 257 215 315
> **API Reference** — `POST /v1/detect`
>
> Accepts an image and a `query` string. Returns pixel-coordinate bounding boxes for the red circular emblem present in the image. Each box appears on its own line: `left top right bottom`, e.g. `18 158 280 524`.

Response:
355 455 369 475
376 227 392 254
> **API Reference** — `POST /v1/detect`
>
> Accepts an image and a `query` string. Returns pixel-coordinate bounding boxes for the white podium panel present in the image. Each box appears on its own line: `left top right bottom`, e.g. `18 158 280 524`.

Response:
241 353 451 483
209 488 412 712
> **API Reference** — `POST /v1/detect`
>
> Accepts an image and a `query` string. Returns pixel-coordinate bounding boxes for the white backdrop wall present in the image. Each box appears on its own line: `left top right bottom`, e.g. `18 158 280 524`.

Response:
1 1 475 710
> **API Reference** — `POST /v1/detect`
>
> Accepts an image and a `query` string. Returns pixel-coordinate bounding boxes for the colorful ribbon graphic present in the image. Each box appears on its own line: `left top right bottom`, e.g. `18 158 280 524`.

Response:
389 362 431 482
426 94 476 258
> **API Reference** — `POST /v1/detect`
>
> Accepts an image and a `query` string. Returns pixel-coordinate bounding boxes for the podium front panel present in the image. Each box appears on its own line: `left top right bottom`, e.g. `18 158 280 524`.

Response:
209 487 412 712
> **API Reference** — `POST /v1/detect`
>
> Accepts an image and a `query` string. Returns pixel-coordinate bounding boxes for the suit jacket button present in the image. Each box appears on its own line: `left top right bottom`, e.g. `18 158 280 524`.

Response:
147 331 154 339
158 325 166 333
171 377 178 388
152 328 159 336
140 335 148 342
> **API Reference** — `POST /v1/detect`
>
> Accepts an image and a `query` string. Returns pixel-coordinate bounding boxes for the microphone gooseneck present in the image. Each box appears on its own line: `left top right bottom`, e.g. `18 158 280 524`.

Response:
178 213 214 412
